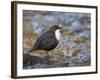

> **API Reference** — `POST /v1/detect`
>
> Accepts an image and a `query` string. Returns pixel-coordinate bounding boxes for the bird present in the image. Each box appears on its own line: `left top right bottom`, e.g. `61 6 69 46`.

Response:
28 25 62 57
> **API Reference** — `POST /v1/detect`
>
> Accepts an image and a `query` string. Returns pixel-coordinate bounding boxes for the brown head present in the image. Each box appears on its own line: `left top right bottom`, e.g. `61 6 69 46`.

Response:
49 25 62 32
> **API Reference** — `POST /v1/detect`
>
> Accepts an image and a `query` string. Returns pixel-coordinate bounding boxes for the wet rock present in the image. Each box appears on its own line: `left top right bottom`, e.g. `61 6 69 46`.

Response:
69 20 82 32
79 49 91 63
73 37 87 44
34 63 47 68
63 13 76 25
63 62 70 67
23 53 45 68
77 30 91 39
30 22 45 36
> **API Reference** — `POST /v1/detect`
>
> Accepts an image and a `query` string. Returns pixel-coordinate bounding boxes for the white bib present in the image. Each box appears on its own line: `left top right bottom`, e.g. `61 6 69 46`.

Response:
55 29 61 41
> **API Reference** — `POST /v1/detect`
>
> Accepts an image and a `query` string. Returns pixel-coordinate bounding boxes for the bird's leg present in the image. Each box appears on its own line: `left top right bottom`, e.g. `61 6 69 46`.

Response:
45 51 50 59
46 51 49 57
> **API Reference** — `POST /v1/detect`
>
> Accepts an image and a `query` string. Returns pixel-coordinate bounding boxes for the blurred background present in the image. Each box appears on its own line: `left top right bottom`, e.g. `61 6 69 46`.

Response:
23 10 91 69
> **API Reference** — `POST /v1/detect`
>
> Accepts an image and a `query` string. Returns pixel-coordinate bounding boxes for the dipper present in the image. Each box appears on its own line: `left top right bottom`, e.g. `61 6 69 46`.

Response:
29 25 62 57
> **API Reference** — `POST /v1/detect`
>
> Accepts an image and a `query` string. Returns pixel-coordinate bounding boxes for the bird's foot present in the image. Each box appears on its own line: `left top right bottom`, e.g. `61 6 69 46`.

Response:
44 56 51 60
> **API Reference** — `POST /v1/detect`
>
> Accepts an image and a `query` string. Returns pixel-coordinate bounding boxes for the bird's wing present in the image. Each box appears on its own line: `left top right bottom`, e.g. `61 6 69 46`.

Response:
39 32 56 46
38 32 55 42
40 31 54 38
31 32 55 51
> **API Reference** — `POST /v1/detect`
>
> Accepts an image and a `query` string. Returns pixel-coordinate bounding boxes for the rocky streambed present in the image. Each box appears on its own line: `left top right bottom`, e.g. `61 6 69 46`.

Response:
23 10 91 69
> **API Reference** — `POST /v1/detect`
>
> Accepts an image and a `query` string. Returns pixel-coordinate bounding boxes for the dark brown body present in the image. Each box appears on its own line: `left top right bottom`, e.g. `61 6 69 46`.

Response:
29 31 59 52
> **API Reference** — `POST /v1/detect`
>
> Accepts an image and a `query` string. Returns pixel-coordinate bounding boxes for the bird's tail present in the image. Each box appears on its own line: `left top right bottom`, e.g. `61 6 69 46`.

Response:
28 48 36 53
28 49 33 53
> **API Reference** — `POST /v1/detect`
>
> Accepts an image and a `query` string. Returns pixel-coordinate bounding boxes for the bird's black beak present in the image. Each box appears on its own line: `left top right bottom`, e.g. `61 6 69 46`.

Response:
59 27 62 29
